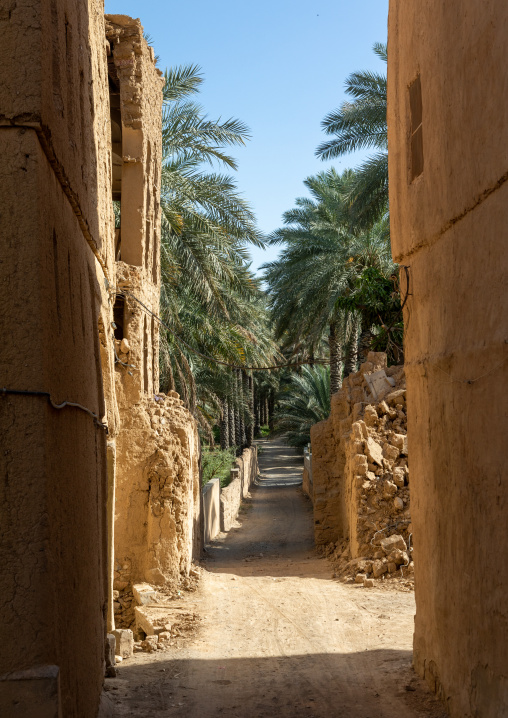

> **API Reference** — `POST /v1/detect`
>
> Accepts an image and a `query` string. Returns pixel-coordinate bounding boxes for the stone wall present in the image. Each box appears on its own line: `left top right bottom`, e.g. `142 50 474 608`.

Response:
311 353 412 585
0 1 114 715
220 447 258 533
388 2 508 715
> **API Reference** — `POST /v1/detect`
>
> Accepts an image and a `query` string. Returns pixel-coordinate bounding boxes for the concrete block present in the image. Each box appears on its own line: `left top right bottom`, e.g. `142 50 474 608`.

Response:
364 370 394 401
133 583 156 606
112 628 134 659
106 633 116 666
135 606 157 636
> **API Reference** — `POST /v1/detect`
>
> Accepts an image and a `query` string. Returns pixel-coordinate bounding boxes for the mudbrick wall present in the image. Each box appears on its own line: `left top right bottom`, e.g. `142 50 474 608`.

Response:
310 353 413 587
0 5 201 717
104 17 201 629
0 1 115 716
388 2 508 716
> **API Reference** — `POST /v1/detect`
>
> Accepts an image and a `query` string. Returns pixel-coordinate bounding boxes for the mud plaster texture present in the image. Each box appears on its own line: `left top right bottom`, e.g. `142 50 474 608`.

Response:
0 6 200 717
104 18 201 630
113 390 200 631
388 2 508 716
310 353 412 588
0 1 115 716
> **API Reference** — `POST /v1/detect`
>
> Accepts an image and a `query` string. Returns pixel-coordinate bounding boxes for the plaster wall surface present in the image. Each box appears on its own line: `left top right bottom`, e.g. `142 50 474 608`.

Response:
388 2 508 715
0 0 114 263
203 478 221 544
302 451 313 501
0 4 202 714
0 0 112 708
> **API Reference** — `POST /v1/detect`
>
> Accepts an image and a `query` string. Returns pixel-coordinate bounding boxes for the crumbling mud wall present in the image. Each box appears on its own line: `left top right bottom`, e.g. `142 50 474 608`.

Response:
0 1 115 716
104 17 202 624
311 353 412 585
113 390 200 629
0 5 202 715
388 2 508 715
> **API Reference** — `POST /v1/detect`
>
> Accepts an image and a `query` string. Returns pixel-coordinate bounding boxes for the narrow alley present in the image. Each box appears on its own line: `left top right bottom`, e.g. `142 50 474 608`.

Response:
105 439 446 718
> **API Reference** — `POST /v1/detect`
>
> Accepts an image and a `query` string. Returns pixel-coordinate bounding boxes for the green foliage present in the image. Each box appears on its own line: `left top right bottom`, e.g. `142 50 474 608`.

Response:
201 446 237 488
112 200 121 229
275 365 331 449
157 64 278 437
263 168 395 390
338 266 403 364
316 43 388 230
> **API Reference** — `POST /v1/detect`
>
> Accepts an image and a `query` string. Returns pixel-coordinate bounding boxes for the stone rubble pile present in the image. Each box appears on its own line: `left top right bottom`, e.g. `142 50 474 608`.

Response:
107 568 201 675
312 352 414 589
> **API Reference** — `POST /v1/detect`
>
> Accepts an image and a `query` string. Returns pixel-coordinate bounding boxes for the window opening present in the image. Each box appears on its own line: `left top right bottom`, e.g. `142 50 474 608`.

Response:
109 73 122 258
113 296 125 341
144 142 152 270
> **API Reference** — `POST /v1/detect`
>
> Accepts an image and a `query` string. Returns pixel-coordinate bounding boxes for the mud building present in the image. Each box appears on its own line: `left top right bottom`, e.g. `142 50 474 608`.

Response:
0 4 199 716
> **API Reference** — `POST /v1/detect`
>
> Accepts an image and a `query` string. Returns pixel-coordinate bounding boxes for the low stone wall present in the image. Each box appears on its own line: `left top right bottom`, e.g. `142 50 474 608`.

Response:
220 446 258 532
202 478 220 543
311 352 412 585
302 449 313 501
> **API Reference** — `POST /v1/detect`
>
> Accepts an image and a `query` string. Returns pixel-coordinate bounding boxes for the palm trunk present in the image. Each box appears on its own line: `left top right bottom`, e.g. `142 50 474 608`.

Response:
344 315 359 377
254 388 261 438
329 320 342 396
228 397 235 448
246 373 254 447
268 390 275 433
358 324 374 365
235 369 242 454
239 370 246 449
220 398 229 450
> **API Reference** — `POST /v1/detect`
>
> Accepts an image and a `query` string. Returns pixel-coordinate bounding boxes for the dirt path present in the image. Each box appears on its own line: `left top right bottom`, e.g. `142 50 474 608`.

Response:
105 438 446 717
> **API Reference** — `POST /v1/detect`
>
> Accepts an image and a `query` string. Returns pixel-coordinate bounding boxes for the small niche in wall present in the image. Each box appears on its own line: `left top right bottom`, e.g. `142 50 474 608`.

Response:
409 74 423 181
113 296 125 341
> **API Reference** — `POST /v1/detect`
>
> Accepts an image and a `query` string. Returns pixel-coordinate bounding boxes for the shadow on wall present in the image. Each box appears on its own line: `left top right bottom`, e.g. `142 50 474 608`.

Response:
113 650 444 717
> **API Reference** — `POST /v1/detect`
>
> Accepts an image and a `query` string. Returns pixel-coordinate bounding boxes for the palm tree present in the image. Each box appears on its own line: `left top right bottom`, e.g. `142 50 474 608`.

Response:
264 169 393 393
160 64 264 324
275 365 331 449
157 65 279 444
316 43 388 229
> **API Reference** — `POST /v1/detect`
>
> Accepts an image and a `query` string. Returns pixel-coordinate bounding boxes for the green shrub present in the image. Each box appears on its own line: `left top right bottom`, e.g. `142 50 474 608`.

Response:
201 446 237 488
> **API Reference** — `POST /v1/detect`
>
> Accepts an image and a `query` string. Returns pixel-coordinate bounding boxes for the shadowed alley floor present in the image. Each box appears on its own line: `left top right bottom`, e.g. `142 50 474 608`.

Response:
105 438 446 717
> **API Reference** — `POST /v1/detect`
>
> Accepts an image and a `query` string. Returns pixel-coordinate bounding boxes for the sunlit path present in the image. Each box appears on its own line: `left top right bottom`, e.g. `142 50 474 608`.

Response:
106 438 445 718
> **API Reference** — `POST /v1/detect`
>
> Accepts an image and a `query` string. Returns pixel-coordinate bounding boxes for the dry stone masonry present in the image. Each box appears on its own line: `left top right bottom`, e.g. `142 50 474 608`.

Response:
309 352 413 587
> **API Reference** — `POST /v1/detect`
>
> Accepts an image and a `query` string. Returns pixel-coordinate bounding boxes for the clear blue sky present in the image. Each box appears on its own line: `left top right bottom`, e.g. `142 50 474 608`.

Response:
105 0 388 273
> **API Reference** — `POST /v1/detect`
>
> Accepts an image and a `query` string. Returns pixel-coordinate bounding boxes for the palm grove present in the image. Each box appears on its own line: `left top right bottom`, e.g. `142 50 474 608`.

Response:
152 44 401 472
